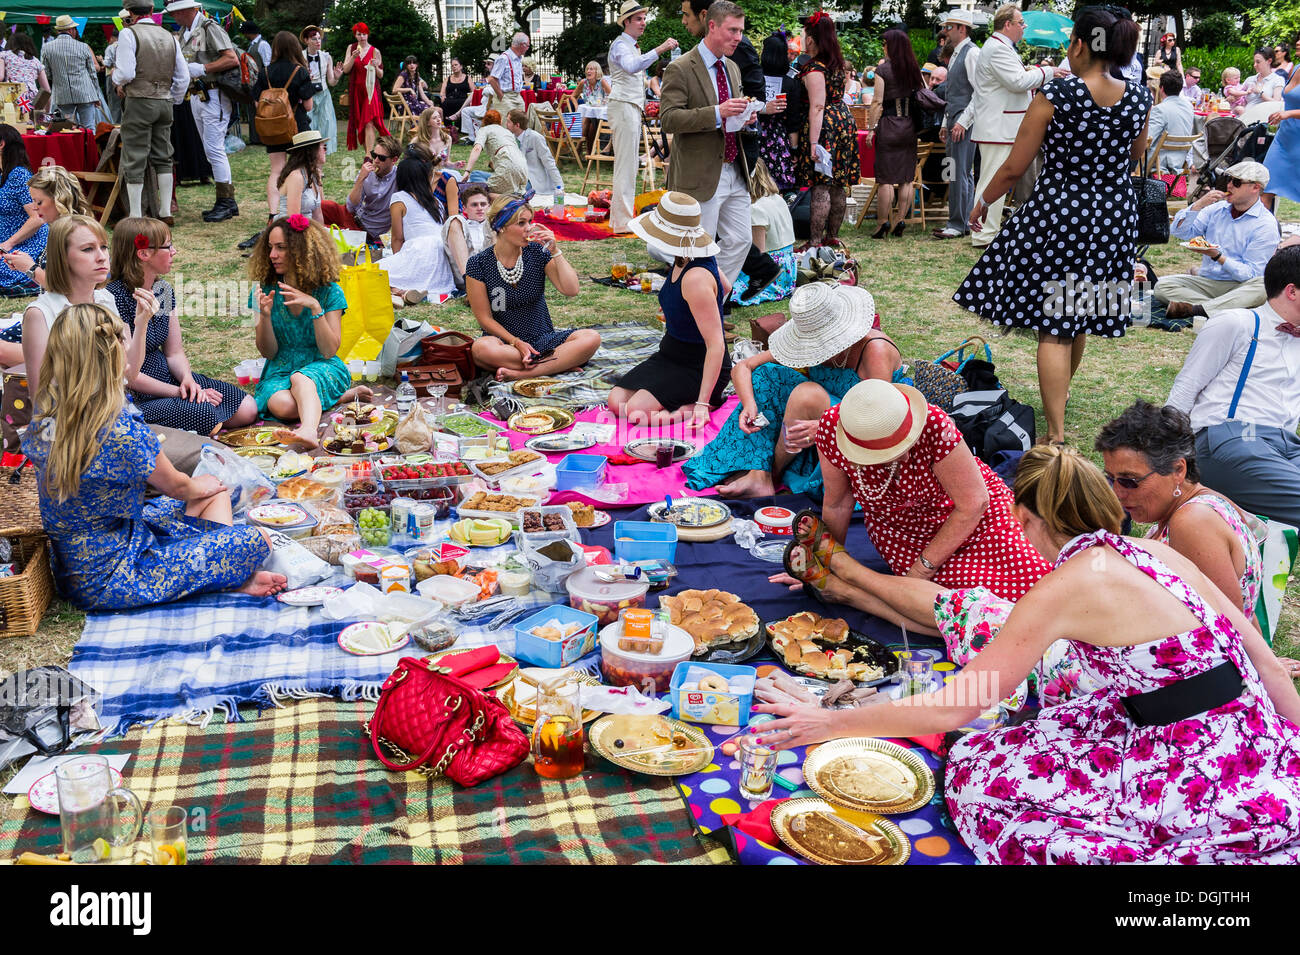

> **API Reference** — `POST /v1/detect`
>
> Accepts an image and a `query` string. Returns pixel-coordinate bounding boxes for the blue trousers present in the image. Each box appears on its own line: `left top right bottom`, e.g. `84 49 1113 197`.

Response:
944 133 977 234
1196 421 1300 529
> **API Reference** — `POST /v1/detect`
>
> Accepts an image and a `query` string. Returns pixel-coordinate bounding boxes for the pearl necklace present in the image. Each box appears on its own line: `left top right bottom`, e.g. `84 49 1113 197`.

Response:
856 460 900 501
496 250 524 285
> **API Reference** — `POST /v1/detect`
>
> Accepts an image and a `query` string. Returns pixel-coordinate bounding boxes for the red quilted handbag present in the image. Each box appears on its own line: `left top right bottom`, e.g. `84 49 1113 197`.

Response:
365 657 529 786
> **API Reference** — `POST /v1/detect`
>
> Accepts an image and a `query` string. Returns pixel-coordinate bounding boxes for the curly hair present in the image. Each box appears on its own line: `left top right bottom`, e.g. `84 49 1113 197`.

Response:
1095 400 1201 482
29 165 91 217
246 217 340 291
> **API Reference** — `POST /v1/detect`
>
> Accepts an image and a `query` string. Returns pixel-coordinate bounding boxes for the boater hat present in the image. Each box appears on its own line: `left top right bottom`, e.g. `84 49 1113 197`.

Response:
769 283 877 369
834 379 929 466
616 0 649 25
54 15 80 31
629 192 719 260
287 129 325 151
164 0 201 12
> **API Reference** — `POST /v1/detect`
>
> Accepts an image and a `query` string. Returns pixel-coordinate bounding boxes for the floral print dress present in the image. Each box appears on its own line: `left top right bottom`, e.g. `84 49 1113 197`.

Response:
795 60 857 190
946 531 1300 865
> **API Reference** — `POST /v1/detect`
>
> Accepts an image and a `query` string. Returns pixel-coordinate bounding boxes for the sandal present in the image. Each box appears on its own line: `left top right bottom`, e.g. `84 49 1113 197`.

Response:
783 536 830 590
793 509 845 567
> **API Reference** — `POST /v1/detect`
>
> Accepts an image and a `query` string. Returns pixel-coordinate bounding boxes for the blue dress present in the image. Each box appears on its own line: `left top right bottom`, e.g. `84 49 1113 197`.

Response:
0 167 47 291
249 282 352 418
21 405 268 611
464 243 575 352
1264 83 1300 203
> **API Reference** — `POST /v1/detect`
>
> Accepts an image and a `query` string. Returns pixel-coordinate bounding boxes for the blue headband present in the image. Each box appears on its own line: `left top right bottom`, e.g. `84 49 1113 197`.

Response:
491 188 535 232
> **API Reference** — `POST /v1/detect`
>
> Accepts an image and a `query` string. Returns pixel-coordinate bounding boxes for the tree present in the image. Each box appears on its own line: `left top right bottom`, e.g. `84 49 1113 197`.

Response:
257 0 328 38
449 22 500 74
323 0 444 77
1248 0 1300 45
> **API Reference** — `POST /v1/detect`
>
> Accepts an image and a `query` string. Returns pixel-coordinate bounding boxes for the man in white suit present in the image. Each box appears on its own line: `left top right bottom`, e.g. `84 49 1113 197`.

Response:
506 108 563 193
967 3 1055 247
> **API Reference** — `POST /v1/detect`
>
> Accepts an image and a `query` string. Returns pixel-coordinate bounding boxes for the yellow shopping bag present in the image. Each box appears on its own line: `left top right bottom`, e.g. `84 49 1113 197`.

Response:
336 247 395 362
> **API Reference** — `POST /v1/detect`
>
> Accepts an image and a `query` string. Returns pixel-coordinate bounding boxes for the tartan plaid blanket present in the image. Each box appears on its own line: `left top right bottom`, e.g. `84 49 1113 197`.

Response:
0 700 731 864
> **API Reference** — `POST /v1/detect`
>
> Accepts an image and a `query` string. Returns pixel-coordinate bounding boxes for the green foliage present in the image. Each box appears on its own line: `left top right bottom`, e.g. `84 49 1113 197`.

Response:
641 16 697 57
537 20 622 79
323 0 444 75
909 29 935 68
257 0 329 41
1248 0 1300 46
1188 12 1243 49
448 23 499 75
840 28 883 73
1182 45 1256 85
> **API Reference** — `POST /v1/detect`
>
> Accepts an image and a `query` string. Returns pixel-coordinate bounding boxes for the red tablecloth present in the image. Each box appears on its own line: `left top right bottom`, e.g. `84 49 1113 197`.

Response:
23 129 99 172
857 129 875 179
468 88 572 109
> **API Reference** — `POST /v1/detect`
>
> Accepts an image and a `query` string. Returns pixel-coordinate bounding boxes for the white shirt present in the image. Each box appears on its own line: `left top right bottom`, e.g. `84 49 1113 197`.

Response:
1168 302 1300 432
608 32 659 106
750 193 794 251
949 37 981 130
1120 54 1143 86
248 35 271 68
31 289 119 334
489 48 524 96
1242 71 1284 106
517 127 563 192
111 25 190 104
1170 200 1279 283
697 41 732 129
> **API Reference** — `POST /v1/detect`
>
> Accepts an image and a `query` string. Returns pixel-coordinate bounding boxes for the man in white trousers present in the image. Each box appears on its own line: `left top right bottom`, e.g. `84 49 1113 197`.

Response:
166 0 240 222
966 3 1054 247
607 1 677 233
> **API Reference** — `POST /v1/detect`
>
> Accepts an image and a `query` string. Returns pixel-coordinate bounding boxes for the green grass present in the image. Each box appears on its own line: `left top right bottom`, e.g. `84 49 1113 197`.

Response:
1 144 1295 678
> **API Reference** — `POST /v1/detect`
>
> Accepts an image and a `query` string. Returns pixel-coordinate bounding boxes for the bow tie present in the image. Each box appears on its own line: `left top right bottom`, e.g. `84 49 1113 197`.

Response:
1276 323 1300 338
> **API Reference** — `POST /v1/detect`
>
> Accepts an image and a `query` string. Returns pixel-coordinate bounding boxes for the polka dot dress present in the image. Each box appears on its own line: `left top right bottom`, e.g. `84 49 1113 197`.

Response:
953 77 1152 338
464 243 575 353
816 404 1052 601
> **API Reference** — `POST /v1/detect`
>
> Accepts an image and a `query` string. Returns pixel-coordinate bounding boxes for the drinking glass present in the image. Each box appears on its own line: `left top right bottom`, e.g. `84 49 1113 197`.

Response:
149 805 188 866
532 682 584 779
611 261 628 281
55 757 143 864
896 651 934 697
738 735 777 800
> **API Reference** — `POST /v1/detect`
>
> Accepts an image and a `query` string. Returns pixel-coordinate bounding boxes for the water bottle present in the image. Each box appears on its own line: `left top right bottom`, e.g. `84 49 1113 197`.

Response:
670 46 681 61
553 188 564 217
395 372 416 417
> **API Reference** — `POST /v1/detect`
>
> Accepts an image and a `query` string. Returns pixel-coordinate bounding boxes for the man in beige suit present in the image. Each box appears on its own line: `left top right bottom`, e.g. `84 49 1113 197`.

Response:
660 0 754 283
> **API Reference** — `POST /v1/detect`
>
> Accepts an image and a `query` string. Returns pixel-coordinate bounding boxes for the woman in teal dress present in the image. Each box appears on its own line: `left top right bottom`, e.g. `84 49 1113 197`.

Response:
247 214 368 445
21 303 285 611
684 283 901 497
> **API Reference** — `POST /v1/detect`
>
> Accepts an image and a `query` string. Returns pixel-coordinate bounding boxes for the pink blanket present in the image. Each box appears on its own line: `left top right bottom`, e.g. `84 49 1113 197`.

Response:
483 398 739 507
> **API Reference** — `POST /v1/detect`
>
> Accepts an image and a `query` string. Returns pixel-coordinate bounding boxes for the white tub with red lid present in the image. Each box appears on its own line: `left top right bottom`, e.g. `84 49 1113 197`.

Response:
754 506 795 535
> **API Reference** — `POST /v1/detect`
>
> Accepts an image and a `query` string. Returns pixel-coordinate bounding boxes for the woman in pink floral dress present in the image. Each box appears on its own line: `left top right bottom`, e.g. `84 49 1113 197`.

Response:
757 453 1300 864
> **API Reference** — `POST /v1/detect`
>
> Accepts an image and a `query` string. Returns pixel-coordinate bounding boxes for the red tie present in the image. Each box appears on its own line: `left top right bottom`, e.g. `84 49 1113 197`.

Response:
714 59 738 164
1277 323 1300 338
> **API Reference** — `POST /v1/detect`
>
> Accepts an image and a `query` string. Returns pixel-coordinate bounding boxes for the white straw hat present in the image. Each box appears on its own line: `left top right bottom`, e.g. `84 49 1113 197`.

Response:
769 283 877 368
629 192 719 260
616 0 649 24
941 9 974 27
834 379 929 466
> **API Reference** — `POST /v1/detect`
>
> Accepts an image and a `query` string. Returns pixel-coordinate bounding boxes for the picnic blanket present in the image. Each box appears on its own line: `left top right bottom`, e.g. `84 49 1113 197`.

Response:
0 699 731 865
534 208 615 242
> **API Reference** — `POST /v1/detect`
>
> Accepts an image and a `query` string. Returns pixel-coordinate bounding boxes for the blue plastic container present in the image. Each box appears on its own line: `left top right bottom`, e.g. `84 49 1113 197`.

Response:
555 453 607 490
513 604 600 668
669 661 757 727
613 521 678 563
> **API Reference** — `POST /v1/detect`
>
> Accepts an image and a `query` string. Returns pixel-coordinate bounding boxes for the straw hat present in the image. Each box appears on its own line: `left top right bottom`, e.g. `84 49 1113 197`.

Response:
287 129 325 151
833 379 928 466
769 284 877 369
54 15 79 31
629 192 719 260
616 1 649 24
940 9 973 27
163 0 200 12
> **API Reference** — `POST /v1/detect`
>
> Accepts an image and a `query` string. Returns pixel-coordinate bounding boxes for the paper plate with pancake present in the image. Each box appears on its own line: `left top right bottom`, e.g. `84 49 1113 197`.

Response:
766 612 897 684
512 377 563 398
770 798 910 865
802 738 935 815
508 406 575 435
658 589 762 659
588 714 713 776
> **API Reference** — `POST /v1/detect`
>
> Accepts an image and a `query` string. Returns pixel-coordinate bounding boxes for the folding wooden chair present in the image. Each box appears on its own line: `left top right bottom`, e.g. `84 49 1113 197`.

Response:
581 118 616 192
73 126 125 226
384 92 418 146
641 115 670 192
1148 131 1201 214
534 103 582 167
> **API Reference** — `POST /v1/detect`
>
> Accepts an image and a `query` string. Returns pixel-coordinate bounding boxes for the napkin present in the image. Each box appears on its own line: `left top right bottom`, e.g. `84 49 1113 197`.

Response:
719 798 785 847
322 582 383 620
577 683 671 715
435 647 518 689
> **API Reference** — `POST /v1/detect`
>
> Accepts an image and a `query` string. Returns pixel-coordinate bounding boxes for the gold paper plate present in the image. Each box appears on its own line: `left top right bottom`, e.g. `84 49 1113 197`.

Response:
499 682 601 726
508 406 575 435
771 798 910 865
218 426 291 448
588 716 714 777
512 377 563 398
803 738 935 815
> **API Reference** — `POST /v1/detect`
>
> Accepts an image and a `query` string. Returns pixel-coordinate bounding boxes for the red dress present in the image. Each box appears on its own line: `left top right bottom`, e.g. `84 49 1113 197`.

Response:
346 44 390 150
815 404 1050 601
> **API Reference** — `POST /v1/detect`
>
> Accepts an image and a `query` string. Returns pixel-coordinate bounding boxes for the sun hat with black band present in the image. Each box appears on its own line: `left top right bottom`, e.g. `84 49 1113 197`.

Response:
629 191 719 260
834 378 929 467
616 0 649 24
769 283 877 369
287 129 326 151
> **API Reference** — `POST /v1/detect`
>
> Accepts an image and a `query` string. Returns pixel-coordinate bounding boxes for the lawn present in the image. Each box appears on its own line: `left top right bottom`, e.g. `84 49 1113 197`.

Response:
1 139 1295 676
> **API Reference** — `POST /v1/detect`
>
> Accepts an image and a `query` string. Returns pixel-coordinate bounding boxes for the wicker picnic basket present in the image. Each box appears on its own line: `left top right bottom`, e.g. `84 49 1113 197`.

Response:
0 465 53 638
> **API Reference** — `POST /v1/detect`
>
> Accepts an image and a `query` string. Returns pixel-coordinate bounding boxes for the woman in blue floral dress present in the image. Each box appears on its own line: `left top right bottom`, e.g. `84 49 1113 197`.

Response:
0 125 48 295
247 215 368 445
22 303 285 611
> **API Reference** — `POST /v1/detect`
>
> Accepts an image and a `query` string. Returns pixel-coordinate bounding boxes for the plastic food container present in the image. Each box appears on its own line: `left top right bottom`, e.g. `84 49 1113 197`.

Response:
415 574 481 607
613 521 677 563
518 505 579 545
497 566 533 597
599 620 693 693
514 604 600 668
555 453 607 491
356 505 394 548
565 566 649 626
437 411 503 440
754 506 795 536
670 661 757 727
247 503 317 540
499 470 556 499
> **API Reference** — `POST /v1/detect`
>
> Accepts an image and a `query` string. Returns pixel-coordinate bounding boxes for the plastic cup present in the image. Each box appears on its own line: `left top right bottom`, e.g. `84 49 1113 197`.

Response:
235 361 251 386
363 360 380 382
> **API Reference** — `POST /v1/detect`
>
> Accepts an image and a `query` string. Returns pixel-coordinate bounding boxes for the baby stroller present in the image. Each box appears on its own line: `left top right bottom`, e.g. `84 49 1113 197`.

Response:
1189 118 1273 201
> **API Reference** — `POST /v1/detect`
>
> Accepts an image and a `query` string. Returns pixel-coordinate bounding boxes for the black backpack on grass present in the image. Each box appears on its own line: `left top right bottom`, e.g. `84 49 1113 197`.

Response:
947 357 1035 465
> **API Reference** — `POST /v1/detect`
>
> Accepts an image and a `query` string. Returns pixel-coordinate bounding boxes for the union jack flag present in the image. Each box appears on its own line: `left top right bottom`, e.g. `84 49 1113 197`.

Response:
16 94 31 114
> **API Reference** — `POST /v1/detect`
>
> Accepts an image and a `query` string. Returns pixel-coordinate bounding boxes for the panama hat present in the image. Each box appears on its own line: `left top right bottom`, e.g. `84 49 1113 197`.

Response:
616 1 649 24
769 284 877 369
834 379 929 466
164 0 201 12
54 15 80 31
941 9 973 27
287 130 326 151
629 192 719 260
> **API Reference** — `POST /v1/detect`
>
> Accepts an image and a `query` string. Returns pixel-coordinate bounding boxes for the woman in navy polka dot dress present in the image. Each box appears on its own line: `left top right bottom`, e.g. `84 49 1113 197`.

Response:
953 7 1150 445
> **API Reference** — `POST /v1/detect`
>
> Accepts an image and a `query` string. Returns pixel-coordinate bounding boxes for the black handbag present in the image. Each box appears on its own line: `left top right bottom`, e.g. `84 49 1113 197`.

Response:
1134 155 1170 246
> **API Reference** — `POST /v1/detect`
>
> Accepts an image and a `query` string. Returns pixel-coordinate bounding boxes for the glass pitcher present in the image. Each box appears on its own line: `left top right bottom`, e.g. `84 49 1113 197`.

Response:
55 756 143 864
531 682 584 779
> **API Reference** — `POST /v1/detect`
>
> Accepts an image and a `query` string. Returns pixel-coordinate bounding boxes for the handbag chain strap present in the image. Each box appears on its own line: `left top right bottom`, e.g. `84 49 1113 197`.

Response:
429 709 486 777
365 699 486 779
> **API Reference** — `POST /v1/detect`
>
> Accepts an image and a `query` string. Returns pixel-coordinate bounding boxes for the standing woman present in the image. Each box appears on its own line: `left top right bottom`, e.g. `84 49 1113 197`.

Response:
341 22 389 153
864 29 923 238
300 26 339 155
0 124 47 296
101 27 123 124
439 58 471 141
261 32 315 224
796 12 858 249
0 32 50 103
1264 33 1300 212
107 217 257 434
954 6 1150 447
758 31 797 192
392 56 434 116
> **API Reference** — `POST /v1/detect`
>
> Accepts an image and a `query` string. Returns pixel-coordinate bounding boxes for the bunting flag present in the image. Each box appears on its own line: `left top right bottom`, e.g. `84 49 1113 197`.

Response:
231 4 245 21
150 12 162 23
112 16 124 29
102 22 117 37
35 14 49 24
0 13 7 21
71 16 88 34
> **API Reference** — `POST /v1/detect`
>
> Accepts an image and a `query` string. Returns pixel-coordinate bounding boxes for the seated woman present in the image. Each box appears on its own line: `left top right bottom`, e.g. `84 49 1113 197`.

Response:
729 160 799 305
392 56 434 115
22 215 149 397
461 110 529 197
413 106 453 163
685 282 899 497
247 215 369 445
787 378 1052 601
578 61 611 155
22 303 285 610
443 182 493 292
466 192 599 381
0 124 47 299
107 217 258 434
755 446 1300 865
277 130 327 223
379 152 457 306
609 193 731 429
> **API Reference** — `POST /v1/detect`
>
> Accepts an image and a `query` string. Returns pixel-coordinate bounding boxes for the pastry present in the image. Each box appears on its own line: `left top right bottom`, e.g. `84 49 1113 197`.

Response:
476 449 543 476
276 476 332 502
565 502 596 527
461 491 538 512
660 589 759 655
698 674 729 693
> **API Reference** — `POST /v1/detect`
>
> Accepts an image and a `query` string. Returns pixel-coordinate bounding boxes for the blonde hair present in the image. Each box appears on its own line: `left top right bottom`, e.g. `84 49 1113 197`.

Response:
748 158 780 202
584 60 604 79
1013 445 1124 540
33 303 127 502
44 215 109 297
993 3 1021 31
28 165 91 217
109 216 170 292
486 192 531 233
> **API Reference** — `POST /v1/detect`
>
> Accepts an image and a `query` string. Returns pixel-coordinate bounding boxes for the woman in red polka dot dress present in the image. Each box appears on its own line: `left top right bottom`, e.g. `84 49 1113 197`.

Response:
796 379 1049 601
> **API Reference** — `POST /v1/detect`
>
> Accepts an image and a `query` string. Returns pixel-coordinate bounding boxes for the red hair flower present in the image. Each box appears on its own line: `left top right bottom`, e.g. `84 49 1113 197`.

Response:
286 214 311 233
133 233 149 251
352 21 369 34
807 10 827 25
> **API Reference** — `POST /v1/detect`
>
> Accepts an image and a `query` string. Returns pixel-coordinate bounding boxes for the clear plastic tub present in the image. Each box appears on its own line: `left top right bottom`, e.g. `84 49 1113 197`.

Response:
518 505 579 544
565 566 649 626
599 620 694 693
415 574 481 607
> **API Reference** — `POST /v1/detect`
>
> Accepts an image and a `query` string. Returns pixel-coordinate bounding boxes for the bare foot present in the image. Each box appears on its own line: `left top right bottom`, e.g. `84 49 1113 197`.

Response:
495 366 532 382
236 571 288 597
718 469 777 498
340 385 374 403
290 427 321 448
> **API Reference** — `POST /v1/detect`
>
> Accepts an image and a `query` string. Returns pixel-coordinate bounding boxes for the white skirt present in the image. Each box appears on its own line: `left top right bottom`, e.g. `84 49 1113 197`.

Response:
379 231 457 299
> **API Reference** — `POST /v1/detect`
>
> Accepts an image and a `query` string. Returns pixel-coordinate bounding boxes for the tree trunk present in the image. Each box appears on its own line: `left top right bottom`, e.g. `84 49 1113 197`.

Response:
860 0 874 29
435 0 445 83
1174 10 1184 51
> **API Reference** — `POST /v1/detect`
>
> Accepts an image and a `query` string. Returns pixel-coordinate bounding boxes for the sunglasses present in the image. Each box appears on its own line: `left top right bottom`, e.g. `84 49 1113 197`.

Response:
1104 468 1156 490
1227 177 1247 187
370 152 392 161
